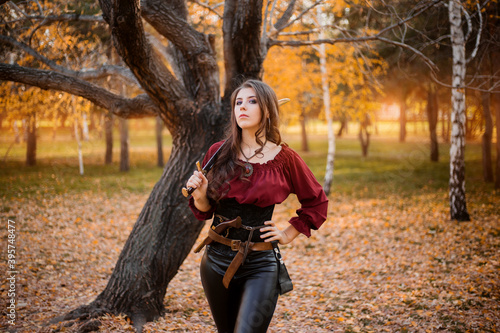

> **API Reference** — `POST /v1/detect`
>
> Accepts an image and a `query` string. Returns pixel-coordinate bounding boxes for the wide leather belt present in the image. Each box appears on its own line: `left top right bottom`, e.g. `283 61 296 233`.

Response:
194 216 273 288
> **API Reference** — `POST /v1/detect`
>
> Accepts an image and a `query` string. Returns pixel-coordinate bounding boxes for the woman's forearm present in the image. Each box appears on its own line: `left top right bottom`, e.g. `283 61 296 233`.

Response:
193 196 212 212
282 224 300 244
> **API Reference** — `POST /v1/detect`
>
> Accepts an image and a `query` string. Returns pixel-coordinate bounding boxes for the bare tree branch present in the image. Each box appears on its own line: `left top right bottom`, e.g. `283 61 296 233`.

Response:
141 0 210 61
431 70 500 93
1 13 104 25
261 0 274 51
99 0 194 132
274 0 324 35
0 63 159 118
376 0 442 36
273 0 297 31
466 0 483 63
270 35 438 72
140 0 219 102
188 0 223 19
329 22 384 89
33 0 44 15
0 35 139 84
5 1 30 20
270 0 442 73
279 29 319 36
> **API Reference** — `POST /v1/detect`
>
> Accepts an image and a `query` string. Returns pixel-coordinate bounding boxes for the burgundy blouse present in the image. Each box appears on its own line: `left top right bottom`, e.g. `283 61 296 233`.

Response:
189 141 328 237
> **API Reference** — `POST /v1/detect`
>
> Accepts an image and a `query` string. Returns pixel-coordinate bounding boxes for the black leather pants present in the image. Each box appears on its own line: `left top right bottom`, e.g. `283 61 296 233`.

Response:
200 246 280 333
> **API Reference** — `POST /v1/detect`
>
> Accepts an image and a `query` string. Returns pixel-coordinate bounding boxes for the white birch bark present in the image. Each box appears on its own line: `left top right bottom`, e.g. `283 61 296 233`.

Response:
72 96 84 175
448 0 470 221
13 120 20 143
317 6 336 196
82 112 89 141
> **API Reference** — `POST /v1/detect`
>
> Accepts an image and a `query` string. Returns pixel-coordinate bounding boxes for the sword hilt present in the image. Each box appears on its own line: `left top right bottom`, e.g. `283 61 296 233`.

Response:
182 161 203 198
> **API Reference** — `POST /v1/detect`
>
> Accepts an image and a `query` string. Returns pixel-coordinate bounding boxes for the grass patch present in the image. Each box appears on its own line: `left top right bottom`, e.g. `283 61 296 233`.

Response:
0 124 497 209
285 134 496 204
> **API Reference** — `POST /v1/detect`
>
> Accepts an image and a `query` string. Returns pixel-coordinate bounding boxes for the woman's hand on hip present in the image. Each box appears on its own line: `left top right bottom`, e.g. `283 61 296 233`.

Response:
260 221 300 245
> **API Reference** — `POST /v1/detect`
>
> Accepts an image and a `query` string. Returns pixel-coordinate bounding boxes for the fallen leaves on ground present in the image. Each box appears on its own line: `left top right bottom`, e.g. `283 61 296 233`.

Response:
0 189 498 332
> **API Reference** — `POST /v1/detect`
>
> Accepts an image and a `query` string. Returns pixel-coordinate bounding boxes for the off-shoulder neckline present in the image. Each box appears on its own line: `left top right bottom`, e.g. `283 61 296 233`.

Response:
237 144 291 168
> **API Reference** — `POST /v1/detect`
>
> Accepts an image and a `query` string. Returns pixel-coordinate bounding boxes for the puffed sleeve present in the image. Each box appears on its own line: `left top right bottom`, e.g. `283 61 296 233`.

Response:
187 141 223 221
188 196 216 221
286 148 328 237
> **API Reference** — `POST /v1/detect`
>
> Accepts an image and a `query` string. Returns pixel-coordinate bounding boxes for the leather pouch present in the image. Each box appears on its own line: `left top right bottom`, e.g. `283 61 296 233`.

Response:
271 241 293 295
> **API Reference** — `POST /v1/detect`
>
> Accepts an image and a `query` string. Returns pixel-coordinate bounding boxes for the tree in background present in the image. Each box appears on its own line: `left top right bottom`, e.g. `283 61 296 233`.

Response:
363 0 496 219
1 0 488 330
447 0 477 221
470 2 500 184
427 82 440 161
264 46 321 152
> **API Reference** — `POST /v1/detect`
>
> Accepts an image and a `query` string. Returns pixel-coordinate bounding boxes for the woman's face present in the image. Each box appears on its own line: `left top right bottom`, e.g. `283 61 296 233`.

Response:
234 87 263 133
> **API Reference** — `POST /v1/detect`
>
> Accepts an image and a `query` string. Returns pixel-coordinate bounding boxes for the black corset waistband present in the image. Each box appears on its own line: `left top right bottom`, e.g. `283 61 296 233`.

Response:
211 198 275 244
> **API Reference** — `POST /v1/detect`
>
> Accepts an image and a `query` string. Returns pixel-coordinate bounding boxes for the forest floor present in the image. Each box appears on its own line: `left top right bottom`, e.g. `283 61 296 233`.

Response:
0 187 498 332
0 133 499 332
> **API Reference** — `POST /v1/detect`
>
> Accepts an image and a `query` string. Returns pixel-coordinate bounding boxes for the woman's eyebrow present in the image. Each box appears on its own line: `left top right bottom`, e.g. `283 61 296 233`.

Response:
236 96 256 99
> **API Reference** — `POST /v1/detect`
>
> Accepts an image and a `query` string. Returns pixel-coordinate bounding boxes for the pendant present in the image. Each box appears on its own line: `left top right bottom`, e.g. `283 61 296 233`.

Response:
243 162 253 177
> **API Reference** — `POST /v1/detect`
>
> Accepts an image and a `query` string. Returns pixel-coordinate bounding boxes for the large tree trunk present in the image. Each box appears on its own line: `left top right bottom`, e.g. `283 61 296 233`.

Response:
427 83 439 162
63 127 221 329
53 0 259 331
481 90 494 182
448 0 470 221
1 0 301 331
104 114 113 165
25 115 36 166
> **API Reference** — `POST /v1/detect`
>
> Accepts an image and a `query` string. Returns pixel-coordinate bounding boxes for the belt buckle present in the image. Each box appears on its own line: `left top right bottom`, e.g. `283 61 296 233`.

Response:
230 240 241 251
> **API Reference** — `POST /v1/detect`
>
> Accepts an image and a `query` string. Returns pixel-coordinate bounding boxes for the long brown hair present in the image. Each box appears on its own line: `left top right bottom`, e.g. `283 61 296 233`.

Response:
207 80 282 202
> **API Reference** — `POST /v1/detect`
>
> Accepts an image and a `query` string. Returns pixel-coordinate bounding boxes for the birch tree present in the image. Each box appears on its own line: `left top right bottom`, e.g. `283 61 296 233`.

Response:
0 0 444 330
448 0 470 221
317 5 336 196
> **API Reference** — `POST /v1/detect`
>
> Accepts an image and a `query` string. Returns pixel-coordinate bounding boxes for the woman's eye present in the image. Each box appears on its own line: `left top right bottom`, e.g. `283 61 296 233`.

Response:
249 99 257 104
236 101 242 105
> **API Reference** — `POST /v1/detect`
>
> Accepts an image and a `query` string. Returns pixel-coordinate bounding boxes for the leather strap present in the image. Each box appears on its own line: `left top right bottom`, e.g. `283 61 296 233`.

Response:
223 248 245 288
205 229 273 288
194 216 242 253
193 236 211 253
207 229 272 251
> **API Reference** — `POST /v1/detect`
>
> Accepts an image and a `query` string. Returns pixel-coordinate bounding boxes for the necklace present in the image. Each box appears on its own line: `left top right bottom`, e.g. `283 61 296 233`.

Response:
240 140 267 177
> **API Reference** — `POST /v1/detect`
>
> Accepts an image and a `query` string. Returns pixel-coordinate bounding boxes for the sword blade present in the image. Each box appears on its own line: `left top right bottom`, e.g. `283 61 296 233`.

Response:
201 140 226 172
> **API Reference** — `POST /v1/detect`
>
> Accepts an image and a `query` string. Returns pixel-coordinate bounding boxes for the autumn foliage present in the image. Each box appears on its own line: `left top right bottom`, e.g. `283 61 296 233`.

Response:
0 134 498 332
0 184 498 332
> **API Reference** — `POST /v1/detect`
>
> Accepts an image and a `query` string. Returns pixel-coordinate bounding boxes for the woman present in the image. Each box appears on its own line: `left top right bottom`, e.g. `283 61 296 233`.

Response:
186 80 328 333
